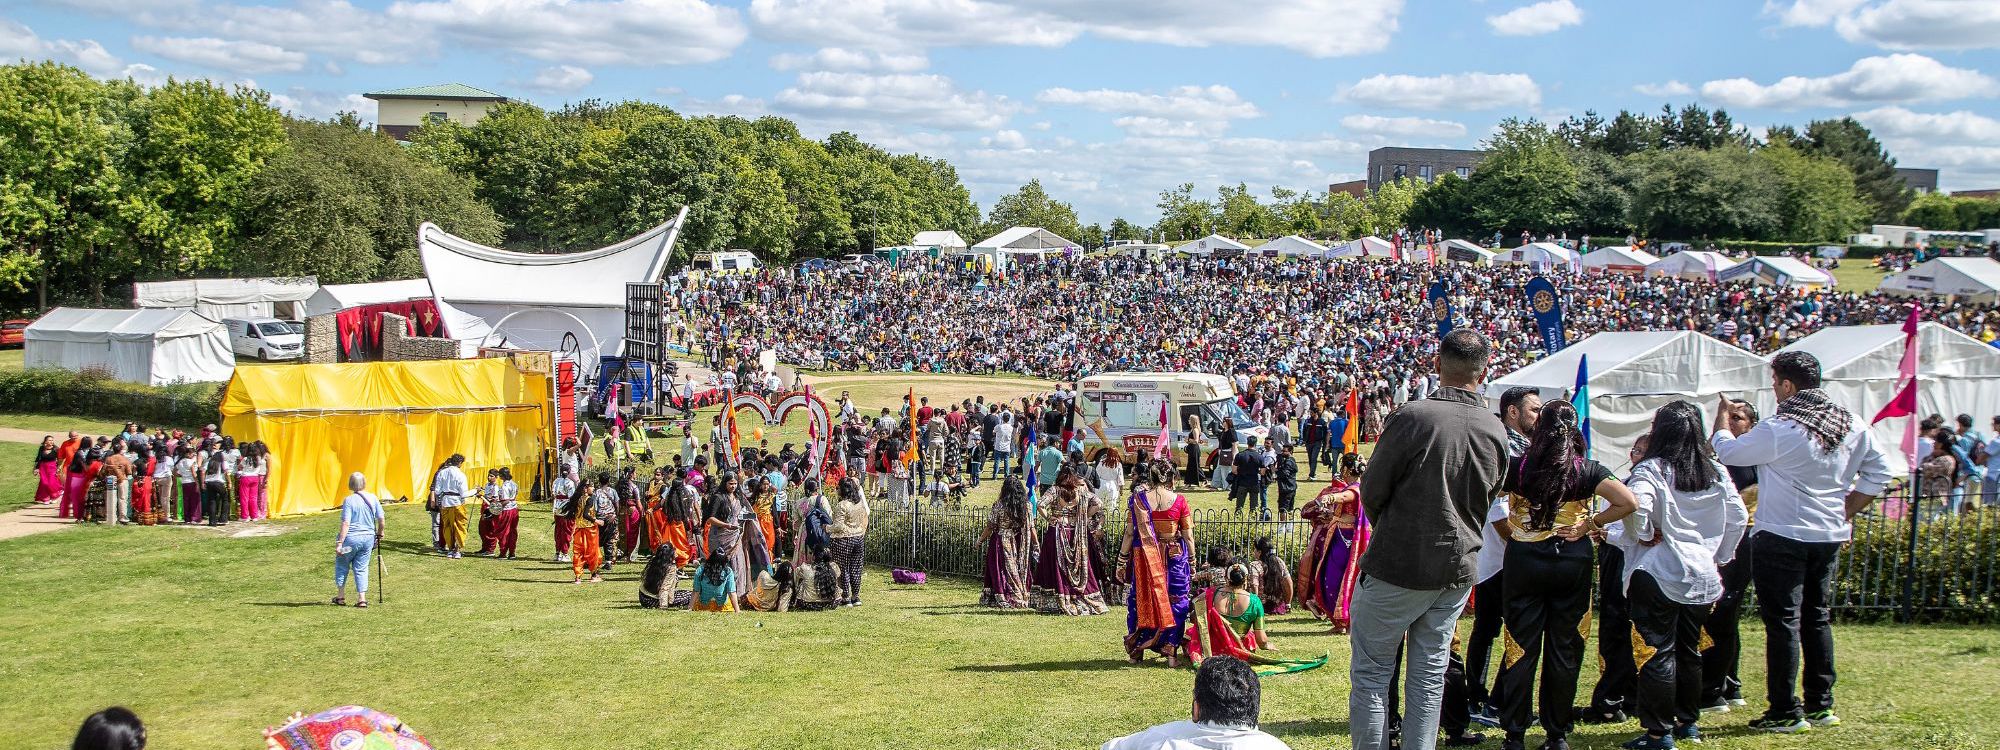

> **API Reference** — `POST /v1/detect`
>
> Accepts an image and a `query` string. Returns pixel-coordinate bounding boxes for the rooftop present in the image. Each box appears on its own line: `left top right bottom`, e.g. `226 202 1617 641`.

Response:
363 83 510 101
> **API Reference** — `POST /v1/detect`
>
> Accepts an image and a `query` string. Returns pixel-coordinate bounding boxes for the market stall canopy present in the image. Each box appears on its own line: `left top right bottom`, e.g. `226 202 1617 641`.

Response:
1878 257 2000 303
1487 330 1773 469
1260 234 1329 257
1326 235 1394 258
1718 256 1835 289
418 206 686 361
1778 322 2000 474
1441 239 1497 265
1500 242 1576 266
24 307 235 386
1577 246 1659 274
133 276 319 319
1177 233 1253 256
301 279 499 356
911 230 969 250
973 226 1077 254
1646 250 1737 281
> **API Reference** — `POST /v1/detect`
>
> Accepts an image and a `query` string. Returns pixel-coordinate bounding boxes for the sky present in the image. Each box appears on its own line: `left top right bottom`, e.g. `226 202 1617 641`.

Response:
6 0 2000 226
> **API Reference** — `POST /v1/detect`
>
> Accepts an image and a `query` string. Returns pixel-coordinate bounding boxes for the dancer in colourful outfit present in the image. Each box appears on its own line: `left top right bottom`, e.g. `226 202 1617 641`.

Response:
1122 459 1194 667
1297 453 1366 632
980 478 1035 608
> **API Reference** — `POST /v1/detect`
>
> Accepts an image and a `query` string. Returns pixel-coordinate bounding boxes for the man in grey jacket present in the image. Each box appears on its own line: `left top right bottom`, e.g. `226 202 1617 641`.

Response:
1350 329 1508 750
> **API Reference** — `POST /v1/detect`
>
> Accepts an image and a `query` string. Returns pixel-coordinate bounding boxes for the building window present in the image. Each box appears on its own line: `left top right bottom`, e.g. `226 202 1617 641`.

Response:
426 111 448 123
1418 165 1433 181
1456 167 1471 178
1393 164 1407 181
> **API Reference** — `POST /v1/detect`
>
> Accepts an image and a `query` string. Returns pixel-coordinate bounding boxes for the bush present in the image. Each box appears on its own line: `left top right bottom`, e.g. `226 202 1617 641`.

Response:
0 367 223 430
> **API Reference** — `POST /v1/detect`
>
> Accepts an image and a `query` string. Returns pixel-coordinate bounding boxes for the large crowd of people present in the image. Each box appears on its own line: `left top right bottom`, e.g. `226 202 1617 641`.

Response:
32 423 274 527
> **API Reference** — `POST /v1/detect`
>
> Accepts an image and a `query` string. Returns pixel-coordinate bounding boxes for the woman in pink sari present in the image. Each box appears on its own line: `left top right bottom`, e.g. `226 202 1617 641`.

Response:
1121 459 1194 666
34 436 62 505
1296 453 1367 633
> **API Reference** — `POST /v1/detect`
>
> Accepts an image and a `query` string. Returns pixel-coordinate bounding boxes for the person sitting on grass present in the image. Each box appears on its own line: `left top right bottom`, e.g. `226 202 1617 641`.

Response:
692 551 738 612
1101 655 1290 750
72 706 145 750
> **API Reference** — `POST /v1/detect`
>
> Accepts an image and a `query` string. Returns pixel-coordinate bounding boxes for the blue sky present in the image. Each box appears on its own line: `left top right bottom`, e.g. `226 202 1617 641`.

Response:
6 0 2000 225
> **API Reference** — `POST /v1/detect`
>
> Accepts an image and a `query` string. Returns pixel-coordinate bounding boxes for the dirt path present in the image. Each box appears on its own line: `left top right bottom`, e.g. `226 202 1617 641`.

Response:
0 427 54 444
0 427 67 541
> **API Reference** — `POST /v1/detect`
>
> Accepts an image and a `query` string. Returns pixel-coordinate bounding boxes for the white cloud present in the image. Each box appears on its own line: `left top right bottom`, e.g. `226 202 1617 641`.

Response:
386 0 748 65
0 19 132 78
1486 0 1582 36
1036 85 1262 121
1339 114 1468 139
265 88 375 120
981 129 1028 149
1341 72 1541 110
1851 106 2000 142
772 71 1016 130
1634 80 1694 97
770 47 928 73
1699 53 1995 108
678 93 769 117
130 36 307 73
1030 121 1052 131
1768 1 2000 50
524 64 593 93
747 0 1404 58
1849 107 2000 189
48 0 419 65
1110 116 1228 138
1764 0 1868 26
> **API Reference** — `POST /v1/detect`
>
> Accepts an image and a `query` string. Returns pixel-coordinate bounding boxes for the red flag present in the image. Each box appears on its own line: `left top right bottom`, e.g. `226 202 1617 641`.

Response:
1872 306 1921 467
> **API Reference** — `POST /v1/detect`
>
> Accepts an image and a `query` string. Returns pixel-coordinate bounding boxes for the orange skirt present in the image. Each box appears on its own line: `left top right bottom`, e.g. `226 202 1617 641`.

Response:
658 517 694 566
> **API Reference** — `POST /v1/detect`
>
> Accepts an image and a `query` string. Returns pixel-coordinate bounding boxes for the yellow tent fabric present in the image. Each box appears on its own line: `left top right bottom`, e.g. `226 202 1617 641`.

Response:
221 358 551 516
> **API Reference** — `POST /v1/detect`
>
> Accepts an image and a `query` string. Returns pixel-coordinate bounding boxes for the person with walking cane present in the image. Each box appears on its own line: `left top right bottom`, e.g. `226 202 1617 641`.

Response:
333 472 384 608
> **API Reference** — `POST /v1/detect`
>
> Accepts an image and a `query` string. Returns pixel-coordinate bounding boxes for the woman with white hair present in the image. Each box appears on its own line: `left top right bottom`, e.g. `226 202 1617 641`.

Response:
334 472 384 608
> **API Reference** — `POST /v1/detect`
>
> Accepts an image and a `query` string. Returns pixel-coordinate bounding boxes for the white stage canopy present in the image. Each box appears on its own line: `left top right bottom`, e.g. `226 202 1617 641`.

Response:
971 226 1077 272
1500 242 1576 267
911 230 968 250
1177 234 1253 256
1327 236 1394 259
301 279 500 357
1487 331 1774 469
133 276 319 319
1260 235 1330 257
419 206 685 362
1719 256 1834 289
25 307 235 386
1577 246 1658 274
1441 239 1496 265
1878 257 2000 302
1647 251 1737 281
1778 322 2000 475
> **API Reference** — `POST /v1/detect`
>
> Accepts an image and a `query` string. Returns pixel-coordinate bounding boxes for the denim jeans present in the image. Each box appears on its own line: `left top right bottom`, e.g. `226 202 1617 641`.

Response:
990 451 1011 480
336 535 376 596
1349 575 1473 750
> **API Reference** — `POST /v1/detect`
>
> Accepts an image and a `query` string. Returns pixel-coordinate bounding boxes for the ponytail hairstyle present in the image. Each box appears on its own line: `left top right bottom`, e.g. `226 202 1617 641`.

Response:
1520 399 1587 531
1643 400 1721 493
1254 535 1281 574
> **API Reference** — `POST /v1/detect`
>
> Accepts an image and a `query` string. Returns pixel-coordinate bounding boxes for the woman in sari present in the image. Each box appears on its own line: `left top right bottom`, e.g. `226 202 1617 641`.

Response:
1121 459 1194 667
702 474 748 589
750 475 779 554
979 478 1034 608
1031 470 1109 615
566 475 603 584
1252 536 1293 616
1186 563 1328 676
738 476 775 596
34 436 62 505
1296 453 1365 632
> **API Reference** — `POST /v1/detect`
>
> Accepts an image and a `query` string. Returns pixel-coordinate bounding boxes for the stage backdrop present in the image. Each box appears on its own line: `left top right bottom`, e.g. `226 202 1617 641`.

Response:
221 358 551 516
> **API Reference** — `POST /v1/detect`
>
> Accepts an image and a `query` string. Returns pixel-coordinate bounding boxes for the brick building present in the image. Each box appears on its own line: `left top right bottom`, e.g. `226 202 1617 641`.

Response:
1366 146 1488 191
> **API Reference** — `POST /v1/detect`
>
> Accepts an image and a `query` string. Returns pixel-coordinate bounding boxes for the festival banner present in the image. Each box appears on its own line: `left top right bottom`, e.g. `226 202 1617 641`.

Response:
1571 354 1591 450
1871 305 1922 469
1525 275 1566 354
1427 278 1454 340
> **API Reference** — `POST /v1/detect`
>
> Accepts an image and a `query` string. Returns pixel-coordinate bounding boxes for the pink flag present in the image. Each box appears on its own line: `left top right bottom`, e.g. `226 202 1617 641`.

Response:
1871 305 1921 467
1154 400 1172 460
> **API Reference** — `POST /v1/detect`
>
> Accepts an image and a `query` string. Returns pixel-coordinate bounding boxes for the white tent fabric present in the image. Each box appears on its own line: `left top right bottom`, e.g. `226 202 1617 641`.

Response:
910 230 968 250
24 307 235 386
419 207 685 361
1577 246 1659 274
1177 234 1253 256
1259 234 1330 257
1778 322 2000 475
1879 257 2000 302
1486 331 1774 469
1441 239 1496 265
301 279 500 357
970 226 1076 273
133 276 319 319
1718 256 1835 288
1500 242 1576 267
1646 251 1737 281
1327 236 1394 258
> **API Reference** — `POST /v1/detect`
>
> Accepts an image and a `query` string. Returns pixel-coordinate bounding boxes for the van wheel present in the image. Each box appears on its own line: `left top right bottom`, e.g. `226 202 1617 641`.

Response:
257 349 271 362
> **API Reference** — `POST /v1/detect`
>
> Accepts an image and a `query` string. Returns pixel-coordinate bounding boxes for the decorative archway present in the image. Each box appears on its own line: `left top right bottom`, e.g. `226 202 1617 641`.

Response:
728 390 832 473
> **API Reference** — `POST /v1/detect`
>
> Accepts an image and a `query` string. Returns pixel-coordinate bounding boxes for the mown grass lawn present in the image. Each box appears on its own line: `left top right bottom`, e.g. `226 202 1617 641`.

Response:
0 498 1995 750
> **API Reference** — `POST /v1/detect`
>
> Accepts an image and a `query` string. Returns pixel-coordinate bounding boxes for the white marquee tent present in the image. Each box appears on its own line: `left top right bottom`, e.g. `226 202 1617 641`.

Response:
1718 256 1835 289
24 307 235 386
1487 331 1774 469
1441 239 1497 265
911 230 969 251
133 276 319 319
1878 257 2000 302
1500 242 1577 268
970 226 1077 272
1646 251 1737 281
1577 246 1658 274
1177 234 1253 256
1327 236 1394 259
419 206 686 362
1259 235 1330 257
1778 322 2000 475
301 279 501 357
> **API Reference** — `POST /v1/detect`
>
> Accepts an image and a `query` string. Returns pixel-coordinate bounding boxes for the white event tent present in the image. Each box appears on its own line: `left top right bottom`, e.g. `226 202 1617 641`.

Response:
911 230 968 252
1718 256 1835 289
1878 257 2000 303
1441 239 1497 265
1327 236 1394 259
1778 322 2000 475
1646 251 1737 281
24 307 235 386
1259 235 1328 257
1500 242 1576 268
419 206 686 362
1487 331 1773 469
1178 233 1253 256
1577 246 1658 274
301 279 501 357
971 226 1077 272
133 276 319 319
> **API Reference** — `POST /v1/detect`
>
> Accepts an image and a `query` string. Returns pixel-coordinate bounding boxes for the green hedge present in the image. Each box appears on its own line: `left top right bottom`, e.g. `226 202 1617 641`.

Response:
0 368 222 430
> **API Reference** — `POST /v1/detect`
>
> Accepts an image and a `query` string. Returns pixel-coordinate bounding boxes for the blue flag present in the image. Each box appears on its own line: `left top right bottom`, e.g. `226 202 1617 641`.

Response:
1023 424 1038 515
1572 354 1591 450
1525 275 1566 354
1427 278 1454 340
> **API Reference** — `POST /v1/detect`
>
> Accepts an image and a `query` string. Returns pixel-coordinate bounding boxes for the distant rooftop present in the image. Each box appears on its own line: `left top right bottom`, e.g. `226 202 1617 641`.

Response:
363 83 509 102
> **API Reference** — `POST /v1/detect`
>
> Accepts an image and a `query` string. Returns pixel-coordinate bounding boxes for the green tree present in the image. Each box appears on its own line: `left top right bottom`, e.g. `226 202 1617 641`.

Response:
1569 150 1635 236
1469 118 1578 234
1153 183 1215 241
722 156 797 261
1627 147 1780 240
1404 172 1477 237
986 179 1081 243
1216 183 1276 238
1269 186 1323 236
117 78 286 290
1108 217 1146 242
0 62 128 307
1757 141 1869 242
1366 178 1427 234
591 115 734 258
1320 191 1370 238
1777 117 1911 223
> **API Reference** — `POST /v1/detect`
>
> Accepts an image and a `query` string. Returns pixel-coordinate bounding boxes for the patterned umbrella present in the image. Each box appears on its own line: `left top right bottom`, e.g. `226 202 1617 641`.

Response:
265 705 432 750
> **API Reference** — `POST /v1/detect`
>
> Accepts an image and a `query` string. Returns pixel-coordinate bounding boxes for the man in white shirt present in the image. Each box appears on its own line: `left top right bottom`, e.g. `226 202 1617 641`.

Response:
432 454 471 559
1102 656 1290 750
1711 352 1889 734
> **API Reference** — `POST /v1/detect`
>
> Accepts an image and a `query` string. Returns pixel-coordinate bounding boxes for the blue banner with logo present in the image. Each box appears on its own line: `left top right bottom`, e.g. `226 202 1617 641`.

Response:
1427 279 1454 340
1525 275 1565 354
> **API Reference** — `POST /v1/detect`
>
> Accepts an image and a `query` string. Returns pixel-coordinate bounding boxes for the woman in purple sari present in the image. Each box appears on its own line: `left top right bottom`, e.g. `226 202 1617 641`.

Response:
1031 469 1109 615
979 478 1034 608
1297 453 1365 633
1120 459 1195 666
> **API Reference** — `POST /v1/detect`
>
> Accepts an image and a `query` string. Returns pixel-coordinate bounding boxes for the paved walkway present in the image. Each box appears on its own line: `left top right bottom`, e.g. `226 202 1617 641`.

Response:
0 427 71 541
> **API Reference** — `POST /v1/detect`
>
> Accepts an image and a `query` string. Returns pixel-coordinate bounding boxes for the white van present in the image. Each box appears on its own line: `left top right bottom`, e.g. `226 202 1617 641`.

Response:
691 250 759 274
1076 372 1264 462
224 317 304 361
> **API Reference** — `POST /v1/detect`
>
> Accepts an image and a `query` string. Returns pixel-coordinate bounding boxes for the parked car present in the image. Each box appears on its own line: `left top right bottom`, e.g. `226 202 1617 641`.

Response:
224 317 305 361
0 318 28 347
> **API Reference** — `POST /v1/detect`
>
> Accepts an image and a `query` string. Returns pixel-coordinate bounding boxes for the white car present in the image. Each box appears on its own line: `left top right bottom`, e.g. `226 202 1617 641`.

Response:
224 317 304 361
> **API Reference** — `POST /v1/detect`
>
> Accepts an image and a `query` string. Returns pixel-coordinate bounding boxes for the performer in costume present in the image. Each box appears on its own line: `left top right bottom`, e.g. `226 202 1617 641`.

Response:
980 478 1034 608
1296 453 1364 632
1187 563 1328 676
1122 459 1194 667
1032 469 1109 615
566 475 604 584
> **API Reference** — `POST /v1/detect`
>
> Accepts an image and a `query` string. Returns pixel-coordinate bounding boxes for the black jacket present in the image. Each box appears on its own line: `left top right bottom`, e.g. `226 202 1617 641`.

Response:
1357 386 1507 590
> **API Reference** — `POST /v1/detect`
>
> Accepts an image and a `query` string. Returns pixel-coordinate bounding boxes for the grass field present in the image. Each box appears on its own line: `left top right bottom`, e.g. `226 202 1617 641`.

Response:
0 348 21 370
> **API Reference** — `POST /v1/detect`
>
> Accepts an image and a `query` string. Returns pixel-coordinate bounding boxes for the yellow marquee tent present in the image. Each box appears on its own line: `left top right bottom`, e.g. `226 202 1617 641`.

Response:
221 358 552 516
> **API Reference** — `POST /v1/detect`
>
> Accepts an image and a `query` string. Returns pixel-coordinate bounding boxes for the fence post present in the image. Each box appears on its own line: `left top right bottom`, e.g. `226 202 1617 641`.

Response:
1900 476 1921 624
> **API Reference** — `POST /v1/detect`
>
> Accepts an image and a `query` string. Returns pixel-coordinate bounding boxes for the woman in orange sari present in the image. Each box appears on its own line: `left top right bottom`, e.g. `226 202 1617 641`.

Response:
567 475 604 584
651 468 698 566
1296 453 1365 632
1121 459 1194 667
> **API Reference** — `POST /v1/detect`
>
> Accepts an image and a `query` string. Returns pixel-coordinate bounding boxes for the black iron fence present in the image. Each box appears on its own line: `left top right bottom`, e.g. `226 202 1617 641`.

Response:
866 484 2000 623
